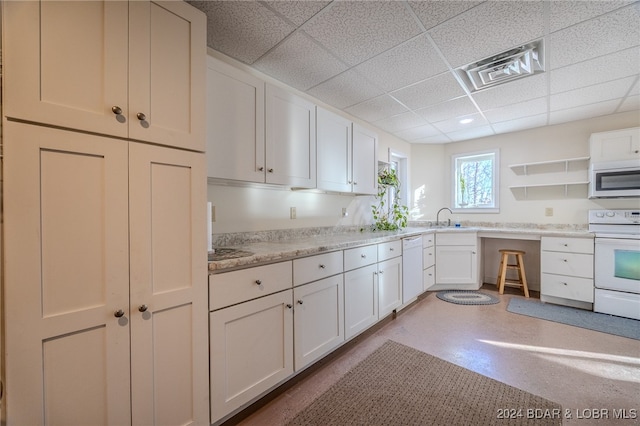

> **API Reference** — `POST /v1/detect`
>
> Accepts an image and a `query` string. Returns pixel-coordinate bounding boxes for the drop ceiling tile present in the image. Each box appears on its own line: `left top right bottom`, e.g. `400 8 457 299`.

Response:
302 1 422 66
549 46 640 94
354 35 448 92
428 1 544 68
344 95 409 123
408 1 483 31
412 134 452 144
395 123 441 141
549 0 634 33
547 3 640 70
254 32 347 91
432 113 488 134
484 98 548 124
391 72 465 110
549 99 620 125
492 113 549 135
264 1 331 26
471 73 548 111
306 69 384 109
550 77 637 111
445 125 495 142
373 111 428 134
416 97 479 123
188 1 294 64
618 94 640 113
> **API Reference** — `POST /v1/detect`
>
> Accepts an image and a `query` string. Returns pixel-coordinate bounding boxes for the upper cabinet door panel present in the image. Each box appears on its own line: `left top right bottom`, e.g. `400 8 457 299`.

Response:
2 0 129 137
206 57 266 182
265 84 316 188
316 107 352 193
352 124 378 195
128 1 206 151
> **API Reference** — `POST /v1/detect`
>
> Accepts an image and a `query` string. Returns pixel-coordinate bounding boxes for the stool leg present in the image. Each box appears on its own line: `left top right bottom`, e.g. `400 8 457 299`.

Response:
516 253 529 298
497 253 508 295
496 254 503 290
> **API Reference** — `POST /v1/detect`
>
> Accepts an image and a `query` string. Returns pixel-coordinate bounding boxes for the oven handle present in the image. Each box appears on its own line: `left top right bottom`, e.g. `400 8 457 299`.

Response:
595 237 640 248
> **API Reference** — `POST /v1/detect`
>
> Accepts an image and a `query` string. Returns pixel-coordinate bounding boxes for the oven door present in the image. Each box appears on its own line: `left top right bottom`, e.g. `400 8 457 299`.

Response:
594 237 640 293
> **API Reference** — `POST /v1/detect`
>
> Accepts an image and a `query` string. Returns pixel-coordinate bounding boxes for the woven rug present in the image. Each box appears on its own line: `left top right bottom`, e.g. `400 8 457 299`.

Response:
287 341 561 426
436 290 499 305
508 298 640 341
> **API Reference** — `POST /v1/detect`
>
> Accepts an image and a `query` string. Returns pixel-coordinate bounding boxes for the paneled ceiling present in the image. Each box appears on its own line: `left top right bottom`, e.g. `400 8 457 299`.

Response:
187 0 640 144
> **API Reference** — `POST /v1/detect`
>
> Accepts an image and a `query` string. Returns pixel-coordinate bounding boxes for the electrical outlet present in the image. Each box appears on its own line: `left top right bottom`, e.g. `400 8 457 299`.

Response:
545 207 553 217
342 207 348 217
290 207 297 219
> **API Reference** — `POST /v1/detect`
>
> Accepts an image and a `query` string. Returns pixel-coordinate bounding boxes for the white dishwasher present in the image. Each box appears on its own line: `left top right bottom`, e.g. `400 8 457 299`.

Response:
402 236 424 304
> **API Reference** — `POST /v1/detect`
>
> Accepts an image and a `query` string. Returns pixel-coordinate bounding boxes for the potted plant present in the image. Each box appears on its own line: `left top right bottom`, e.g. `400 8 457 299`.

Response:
372 168 409 231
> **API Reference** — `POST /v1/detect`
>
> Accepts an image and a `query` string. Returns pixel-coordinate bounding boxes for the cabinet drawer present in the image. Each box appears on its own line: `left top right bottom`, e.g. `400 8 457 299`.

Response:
436 232 477 246
422 233 435 248
378 240 402 261
541 251 594 279
344 244 377 271
423 247 435 269
542 273 594 303
541 237 593 254
423 265 435 291
293 251 343 286
209 261 292 310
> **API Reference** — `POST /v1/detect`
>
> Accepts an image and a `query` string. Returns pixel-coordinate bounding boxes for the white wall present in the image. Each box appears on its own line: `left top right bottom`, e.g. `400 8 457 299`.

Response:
410 111 640 226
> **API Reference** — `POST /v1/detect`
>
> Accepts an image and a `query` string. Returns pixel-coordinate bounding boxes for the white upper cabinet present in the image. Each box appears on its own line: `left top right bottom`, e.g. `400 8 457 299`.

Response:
3 0 206 151
352 124 379 195
266 84 317 188
317 107 353 193
206 57 265 182
590 127 640 163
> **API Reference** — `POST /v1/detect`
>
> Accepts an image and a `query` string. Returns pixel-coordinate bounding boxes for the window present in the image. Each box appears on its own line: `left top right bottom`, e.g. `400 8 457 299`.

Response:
452 149 499 213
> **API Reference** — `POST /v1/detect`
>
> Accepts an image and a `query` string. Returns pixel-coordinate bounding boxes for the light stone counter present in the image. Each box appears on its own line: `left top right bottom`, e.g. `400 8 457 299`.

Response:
208 223 593 273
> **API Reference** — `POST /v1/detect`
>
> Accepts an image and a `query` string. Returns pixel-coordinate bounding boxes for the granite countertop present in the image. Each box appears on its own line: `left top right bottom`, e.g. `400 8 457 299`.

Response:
208 224 593 273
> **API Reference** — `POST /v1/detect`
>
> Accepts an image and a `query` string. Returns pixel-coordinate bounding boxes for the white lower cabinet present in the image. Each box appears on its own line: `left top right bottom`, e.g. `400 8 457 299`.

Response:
423 233 436 291
209 290 294 423
344 264 379 340
377 241 403 318
435 232 479 289
293 275 345 370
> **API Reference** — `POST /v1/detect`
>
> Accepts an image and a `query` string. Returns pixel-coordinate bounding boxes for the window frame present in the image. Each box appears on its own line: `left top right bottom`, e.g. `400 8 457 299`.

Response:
451 149 500 214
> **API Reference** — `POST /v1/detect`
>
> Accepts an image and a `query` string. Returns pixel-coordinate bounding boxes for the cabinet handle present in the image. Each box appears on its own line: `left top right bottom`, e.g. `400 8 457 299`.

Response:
111 105 123 115
319 264 326 269
472 251 476 254
114 309 125 318
361 254 366 258
379 270 384 274
563 243 568 247
563 259 568 262
138 304 148 313
257 166 264 171
297 300 303 305
389 248 394 251
286 304 293 309
255 279 262 285
136 112 146 121
268 168 274 173
353 181 358 185
562 282 568 286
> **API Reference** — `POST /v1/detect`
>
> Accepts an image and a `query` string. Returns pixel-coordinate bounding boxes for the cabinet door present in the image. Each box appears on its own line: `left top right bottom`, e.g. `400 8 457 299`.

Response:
378 257 403 318
344 264 379 340
206 57 266 182
129 1 206 150
590 127 640 163
210 291 294 423
129 144 209 425
352 124 378 195
3 122 131 425
436 245 478 285
316 107 352 192
294 276 345 371
3 0 129 137
265 84 316 187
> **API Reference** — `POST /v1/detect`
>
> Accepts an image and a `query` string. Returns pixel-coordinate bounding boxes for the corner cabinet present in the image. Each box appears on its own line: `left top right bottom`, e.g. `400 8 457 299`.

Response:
2 0 206 151
3 122 209 425
265 84 317 188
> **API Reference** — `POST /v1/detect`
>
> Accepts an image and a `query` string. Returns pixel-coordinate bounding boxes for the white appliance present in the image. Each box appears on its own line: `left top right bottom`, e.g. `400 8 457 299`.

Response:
402 236 423 304
589 159 640 198
589 209 640 320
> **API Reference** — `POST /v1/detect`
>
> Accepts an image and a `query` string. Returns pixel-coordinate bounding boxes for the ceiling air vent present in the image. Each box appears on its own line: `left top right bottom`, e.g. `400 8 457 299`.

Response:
456 39 545 92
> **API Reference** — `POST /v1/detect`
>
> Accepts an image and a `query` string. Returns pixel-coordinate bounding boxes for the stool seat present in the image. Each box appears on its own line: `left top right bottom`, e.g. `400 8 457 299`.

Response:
496 249 529 297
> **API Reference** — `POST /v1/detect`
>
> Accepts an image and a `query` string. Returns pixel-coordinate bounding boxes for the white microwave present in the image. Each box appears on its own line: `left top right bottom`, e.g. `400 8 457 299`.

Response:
589 159 640 198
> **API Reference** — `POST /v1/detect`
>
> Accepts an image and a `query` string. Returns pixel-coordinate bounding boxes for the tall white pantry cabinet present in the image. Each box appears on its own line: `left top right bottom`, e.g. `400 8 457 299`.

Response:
1 1 209 425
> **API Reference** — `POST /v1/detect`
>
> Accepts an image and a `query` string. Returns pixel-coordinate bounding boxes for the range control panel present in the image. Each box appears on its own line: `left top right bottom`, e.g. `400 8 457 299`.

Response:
589 209 640 224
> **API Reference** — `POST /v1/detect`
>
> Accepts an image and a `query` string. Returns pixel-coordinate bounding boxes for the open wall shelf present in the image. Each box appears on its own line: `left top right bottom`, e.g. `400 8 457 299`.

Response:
508 156 590 199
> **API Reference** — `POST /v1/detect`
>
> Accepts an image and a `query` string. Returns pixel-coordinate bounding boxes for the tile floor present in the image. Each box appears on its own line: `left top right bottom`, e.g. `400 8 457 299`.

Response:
224 286 640 425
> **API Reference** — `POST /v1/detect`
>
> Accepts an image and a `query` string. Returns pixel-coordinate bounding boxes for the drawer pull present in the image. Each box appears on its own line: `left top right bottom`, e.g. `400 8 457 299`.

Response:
138 304 148 313
114 309 125 318
563 244 568 247
389 248 394 251
562 282 568 286
297 300 303 305
319 264 326 269
361 254 367 258
255 279 262 285
286 304 293 309
379 270 384 275
563 259 568 262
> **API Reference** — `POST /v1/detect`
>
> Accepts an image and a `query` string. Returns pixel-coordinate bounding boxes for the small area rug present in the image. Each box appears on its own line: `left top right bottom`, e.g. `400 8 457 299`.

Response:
507 298 640 341
287 340 561 426
436 290 499 305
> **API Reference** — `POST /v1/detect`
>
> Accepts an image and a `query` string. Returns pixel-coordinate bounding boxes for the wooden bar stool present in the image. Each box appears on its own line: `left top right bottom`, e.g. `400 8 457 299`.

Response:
496 249 529 297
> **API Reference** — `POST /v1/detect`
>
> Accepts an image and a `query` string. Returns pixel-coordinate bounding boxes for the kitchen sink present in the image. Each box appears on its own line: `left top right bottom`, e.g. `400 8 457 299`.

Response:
208 248 254 261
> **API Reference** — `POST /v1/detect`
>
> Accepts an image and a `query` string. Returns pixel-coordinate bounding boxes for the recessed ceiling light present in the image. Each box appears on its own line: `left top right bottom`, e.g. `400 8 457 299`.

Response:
459 118 474 124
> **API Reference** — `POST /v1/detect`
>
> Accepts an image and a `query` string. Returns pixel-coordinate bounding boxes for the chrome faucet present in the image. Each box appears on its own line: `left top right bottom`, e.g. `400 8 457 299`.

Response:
436 207 452 227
